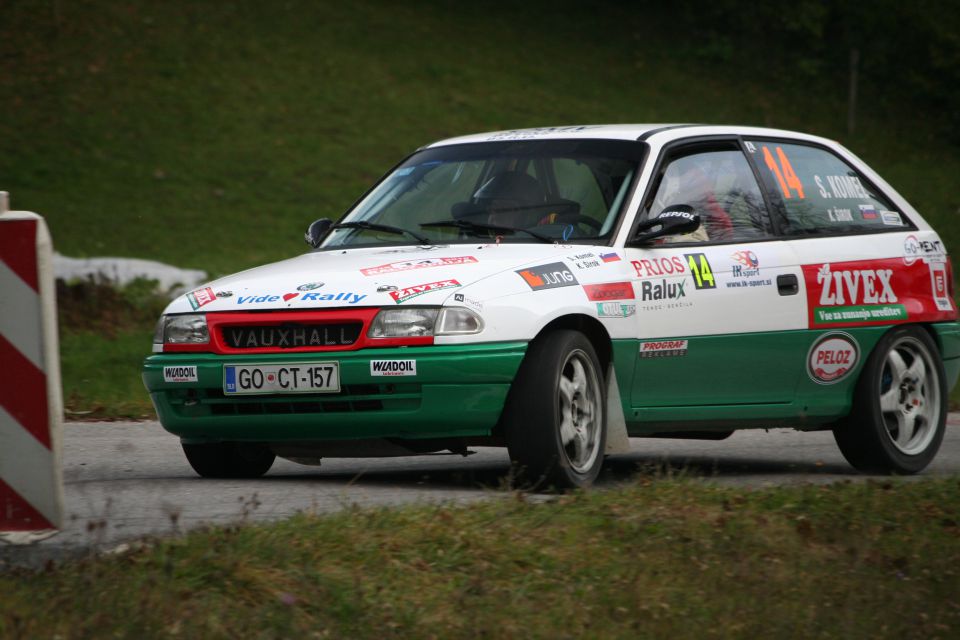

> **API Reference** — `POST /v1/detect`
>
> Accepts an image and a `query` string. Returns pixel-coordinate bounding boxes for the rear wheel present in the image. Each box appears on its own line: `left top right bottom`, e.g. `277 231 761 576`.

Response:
503 330 607 490
833 326 947 474
182 442 276 478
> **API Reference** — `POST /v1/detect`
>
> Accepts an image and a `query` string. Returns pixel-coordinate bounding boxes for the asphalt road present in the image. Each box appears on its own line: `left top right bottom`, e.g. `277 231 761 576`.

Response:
3 414 959 568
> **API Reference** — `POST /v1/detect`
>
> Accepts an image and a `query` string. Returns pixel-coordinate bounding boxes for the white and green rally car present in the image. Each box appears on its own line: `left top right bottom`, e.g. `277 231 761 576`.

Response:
143 125 960 488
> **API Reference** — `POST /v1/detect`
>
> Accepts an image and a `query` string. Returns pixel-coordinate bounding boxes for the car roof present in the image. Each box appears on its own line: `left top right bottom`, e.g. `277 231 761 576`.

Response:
426 124 836 148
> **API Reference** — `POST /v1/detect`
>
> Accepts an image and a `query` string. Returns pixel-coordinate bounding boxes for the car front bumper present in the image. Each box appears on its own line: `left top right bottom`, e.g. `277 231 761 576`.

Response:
142 342 527 443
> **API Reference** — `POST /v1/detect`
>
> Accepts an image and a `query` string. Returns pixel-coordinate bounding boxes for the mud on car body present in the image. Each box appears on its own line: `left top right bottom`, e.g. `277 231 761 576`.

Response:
142 125 960 488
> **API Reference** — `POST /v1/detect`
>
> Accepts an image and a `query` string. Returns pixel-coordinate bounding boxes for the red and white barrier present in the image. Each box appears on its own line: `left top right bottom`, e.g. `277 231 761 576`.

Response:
0 193 64 542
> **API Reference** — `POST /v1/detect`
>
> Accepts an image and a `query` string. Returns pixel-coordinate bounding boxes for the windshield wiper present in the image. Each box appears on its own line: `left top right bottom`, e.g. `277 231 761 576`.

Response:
420 219 554 244
332 221 431 244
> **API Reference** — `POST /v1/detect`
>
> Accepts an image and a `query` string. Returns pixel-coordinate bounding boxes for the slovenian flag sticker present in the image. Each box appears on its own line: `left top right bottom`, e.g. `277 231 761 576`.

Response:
600 252 620 263
858 204 878 220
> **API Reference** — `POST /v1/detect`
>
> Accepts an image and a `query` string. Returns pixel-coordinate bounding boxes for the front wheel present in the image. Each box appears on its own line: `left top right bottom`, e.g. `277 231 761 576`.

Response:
182 441 276 478
833 326 947 474
503 330 607 490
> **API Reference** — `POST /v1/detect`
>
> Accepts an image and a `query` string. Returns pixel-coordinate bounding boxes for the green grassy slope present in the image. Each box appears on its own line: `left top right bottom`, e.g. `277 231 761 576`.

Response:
3 1 957 278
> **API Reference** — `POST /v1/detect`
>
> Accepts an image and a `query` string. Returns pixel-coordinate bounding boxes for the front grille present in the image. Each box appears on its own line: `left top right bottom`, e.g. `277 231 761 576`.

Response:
222 322 362 350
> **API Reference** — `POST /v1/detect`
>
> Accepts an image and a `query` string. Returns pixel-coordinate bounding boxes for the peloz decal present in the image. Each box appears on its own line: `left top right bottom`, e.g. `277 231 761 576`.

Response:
638 339 688 358
807 332 859 384
361 256 477 276
515 262 578 290
370 360 417 376
802 258 955 328
187 287 216 310
164 365 198 383
583 282 634 301
390 279 460 303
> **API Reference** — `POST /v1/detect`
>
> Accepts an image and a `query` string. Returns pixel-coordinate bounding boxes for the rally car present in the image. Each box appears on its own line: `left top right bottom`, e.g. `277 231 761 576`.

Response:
142 124 959 488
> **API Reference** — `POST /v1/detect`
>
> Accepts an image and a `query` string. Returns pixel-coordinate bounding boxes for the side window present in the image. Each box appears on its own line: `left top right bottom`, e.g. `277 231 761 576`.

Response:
745 141 908 234
645 148 773 243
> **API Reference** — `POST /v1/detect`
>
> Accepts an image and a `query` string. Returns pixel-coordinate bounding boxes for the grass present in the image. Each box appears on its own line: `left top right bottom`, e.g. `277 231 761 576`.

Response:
2 478 959 638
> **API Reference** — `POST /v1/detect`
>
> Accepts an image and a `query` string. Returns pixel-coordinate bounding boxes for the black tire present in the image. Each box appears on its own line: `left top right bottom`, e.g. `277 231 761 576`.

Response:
182 442 276 478
503 330 607 490
833 326 947 474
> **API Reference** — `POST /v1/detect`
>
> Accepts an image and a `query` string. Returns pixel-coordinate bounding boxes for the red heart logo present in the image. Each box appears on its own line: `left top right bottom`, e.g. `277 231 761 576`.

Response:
283 293 298 302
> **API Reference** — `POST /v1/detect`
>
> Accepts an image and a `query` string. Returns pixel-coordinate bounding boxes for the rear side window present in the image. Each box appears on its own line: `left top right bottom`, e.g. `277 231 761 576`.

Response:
745 140 908 235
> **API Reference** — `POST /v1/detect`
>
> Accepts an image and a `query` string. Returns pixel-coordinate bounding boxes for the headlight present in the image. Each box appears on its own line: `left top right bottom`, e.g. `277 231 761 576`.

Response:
156 314 209 344
369 308 439 338
436 308 483 335
368 307 483 338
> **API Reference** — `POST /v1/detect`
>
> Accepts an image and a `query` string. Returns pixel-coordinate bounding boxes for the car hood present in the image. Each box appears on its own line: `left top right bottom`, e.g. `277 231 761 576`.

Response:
164 243 619 313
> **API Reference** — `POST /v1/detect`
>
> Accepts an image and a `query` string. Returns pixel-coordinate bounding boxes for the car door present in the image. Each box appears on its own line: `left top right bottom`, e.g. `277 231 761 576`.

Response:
624 140 808 418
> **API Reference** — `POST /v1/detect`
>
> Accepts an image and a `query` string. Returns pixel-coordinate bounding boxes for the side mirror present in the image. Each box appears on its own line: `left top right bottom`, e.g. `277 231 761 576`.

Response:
304 218 333 248
628 205 701 245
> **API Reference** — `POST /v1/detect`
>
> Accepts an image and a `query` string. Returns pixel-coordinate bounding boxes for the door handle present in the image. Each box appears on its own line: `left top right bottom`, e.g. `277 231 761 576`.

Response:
777 274 799 296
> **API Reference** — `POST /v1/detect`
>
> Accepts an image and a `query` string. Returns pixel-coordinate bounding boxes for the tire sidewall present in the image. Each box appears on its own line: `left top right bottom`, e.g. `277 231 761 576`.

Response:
505 330 607 489
860 326 947 473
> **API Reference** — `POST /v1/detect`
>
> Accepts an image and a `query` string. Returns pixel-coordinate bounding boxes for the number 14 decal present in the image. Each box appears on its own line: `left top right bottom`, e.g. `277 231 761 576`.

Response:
762 146 805 200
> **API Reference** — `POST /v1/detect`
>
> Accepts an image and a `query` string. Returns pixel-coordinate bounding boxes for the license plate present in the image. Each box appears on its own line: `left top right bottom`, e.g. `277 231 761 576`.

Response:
223 362 340 395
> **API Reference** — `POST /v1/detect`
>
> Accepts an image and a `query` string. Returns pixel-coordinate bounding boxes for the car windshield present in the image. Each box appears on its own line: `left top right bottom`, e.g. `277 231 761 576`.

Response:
320 139 645 248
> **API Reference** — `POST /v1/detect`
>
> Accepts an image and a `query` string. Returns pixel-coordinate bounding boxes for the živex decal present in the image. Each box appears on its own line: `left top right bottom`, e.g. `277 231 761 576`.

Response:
801 258 955 328
390 279 460 303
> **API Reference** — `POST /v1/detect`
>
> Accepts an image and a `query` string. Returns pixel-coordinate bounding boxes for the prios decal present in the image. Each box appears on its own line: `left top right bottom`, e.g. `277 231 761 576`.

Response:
361 256 477 276
370 360 417 376
390 279 460 303
583 282 634 301
187 287 216 310
807 332 859 384
516 262 578 290
631 256 685 278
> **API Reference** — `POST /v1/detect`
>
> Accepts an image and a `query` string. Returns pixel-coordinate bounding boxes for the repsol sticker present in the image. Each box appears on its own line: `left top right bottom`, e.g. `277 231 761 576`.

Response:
164 365 198 383
807 332 859 384
370 360 417 376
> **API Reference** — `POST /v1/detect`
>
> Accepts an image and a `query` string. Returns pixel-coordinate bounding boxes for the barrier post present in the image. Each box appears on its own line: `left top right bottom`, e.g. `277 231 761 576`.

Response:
0 193 64 543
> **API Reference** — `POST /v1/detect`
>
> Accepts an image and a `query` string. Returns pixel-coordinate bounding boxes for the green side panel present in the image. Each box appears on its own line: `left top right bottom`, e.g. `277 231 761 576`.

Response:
932 321 960 391
142 342 527 442
616 327 901 433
